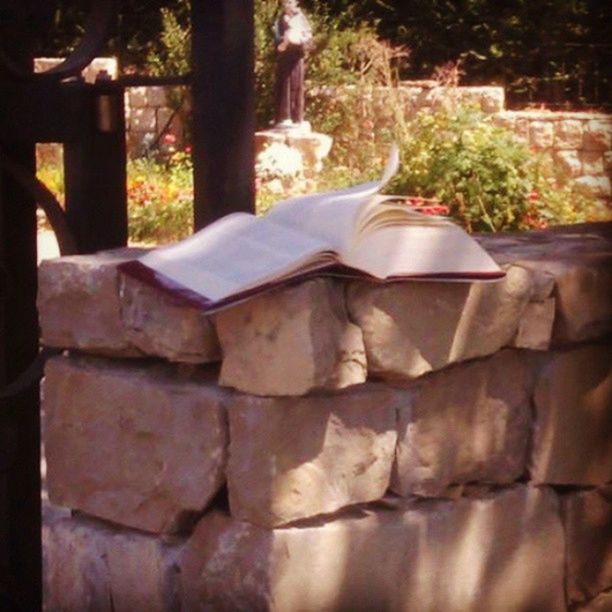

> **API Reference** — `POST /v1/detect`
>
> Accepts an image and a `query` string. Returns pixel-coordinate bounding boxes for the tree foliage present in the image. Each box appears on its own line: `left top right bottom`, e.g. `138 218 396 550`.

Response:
365 0 611 107
32 0 610 108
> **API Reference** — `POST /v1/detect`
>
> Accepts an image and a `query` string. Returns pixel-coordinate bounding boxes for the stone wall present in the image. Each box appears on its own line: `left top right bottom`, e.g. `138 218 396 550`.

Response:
328 81 612 209
493 110 611 202
34 58 610 210
39 223 612 611
125 86 186 157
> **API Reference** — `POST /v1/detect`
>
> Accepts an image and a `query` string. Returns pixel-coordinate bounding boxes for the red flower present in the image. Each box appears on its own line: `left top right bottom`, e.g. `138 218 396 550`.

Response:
528 190 540 202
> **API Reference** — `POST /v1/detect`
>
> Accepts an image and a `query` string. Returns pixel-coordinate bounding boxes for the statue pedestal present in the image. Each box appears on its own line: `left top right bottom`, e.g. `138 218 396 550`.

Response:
255 124 333 179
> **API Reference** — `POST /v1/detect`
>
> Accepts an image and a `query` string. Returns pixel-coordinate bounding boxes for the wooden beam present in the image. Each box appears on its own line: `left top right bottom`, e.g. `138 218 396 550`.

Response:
191 0 255 229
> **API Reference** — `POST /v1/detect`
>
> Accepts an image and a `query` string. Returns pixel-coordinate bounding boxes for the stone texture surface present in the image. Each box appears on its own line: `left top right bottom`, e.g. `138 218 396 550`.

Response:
391 350 534 497
511 297 556 350
531 344 612 486
583 120 612 151
347 264 532 380
554 149 583 178
477 87 505 113
130 107 157 132
575 591 612 611
581 150 605 176
43 355 228 534
562 486 612 606
551 260 612 344
227 385 400 527
555 119 584 149
476 223 612 345
119 274 220 363
179 485 566 612
530 120 555 148
127 86 148 108
43 512 183 612
216 279 367 396
255 127 333 176
38 248 145 356
286 132 333 174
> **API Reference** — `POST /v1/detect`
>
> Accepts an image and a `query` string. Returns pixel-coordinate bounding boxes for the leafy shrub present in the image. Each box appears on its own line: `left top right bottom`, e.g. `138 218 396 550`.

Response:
387 104 590 232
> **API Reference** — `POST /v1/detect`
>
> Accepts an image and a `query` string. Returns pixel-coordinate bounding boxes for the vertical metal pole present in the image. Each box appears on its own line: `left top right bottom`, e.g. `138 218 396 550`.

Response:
191 0 255 229
0 142 41 612
0 16 41 601
64 80 128 253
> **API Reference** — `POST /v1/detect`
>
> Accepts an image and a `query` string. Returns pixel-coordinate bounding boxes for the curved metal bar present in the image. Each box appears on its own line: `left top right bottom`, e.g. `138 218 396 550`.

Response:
0 156 78 255
0 0 116 81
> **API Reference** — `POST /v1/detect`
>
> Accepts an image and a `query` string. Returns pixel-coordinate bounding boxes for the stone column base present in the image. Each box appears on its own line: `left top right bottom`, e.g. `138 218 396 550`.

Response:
255 124 333 179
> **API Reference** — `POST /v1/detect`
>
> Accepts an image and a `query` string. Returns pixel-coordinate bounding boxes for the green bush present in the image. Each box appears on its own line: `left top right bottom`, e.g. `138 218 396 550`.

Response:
387 104 590 232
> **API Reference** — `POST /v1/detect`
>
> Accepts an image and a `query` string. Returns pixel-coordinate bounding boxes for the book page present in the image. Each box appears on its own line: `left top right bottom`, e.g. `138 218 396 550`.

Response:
265 145 400 250
342 219 501 279
139 212 334 301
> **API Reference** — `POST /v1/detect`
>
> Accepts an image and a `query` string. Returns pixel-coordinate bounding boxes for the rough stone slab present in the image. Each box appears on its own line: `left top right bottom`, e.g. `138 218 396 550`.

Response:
38 248 145 356
554 149 583 178
562 486 612 606
476 87 504 113
179 485 566 612
285 131 333 173
581 150 605 176
391 350 534 497
529 120 555 148
43 355 228 534
575 591 612 611
127 86 148 108
531 344 612 485
255 127 332 176
43 512 183 612
216 279 367 396
347 265 532 380
511 298 556 350
227 385 400 527
476 223 612 345
130 107 157 132
119 274 220 363
147 86 168 107
554 119 584 149
537 257 611 344
583 119 612 151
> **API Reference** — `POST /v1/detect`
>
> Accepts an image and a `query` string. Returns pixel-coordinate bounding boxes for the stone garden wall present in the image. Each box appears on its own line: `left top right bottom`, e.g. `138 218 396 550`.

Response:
34 58 611 210
39 223 612 610
327 82 612 209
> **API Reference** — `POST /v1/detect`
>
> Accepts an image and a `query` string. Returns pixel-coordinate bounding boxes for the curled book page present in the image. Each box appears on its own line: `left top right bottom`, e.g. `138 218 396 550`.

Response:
118 146 503 313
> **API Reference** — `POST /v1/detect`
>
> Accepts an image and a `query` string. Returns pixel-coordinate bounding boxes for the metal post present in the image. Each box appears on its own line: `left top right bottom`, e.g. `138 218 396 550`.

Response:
0 141 41 612
64 80 128 253
191 0 255 229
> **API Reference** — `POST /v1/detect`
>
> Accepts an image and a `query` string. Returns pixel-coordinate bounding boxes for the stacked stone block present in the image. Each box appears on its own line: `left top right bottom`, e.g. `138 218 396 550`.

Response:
39 223 612 610
494 111 612 203
125 86 185 156
315 82 612 213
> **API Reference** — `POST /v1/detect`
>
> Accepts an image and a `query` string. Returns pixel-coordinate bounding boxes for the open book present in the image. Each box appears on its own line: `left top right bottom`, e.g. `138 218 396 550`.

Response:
119 147 504 312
